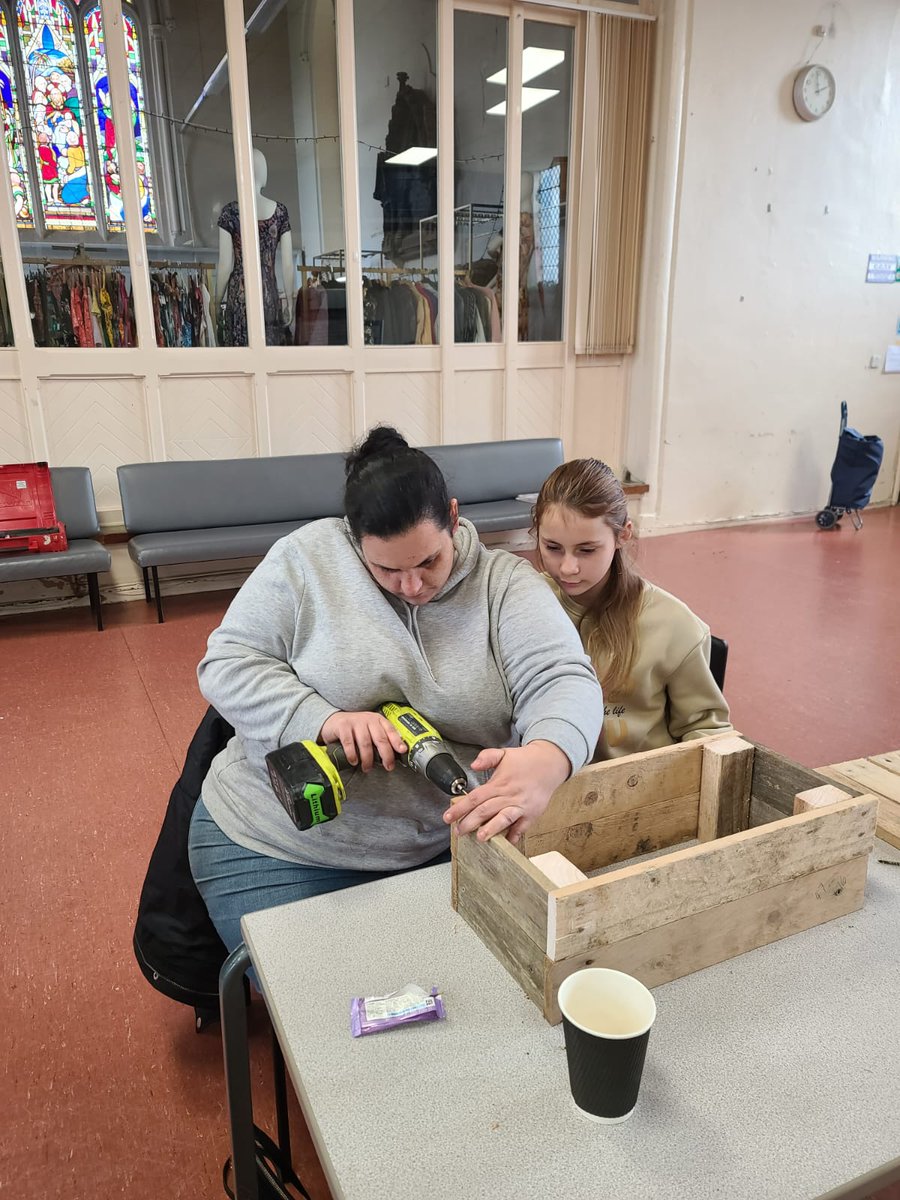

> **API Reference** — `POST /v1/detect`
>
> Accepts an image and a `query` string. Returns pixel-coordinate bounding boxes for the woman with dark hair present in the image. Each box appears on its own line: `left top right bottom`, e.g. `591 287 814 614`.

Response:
188 426 603 954
534 458 731 759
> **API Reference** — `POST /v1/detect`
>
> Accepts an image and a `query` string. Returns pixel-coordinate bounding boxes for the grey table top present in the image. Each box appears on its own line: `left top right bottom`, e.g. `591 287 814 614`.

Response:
241 846 900 1200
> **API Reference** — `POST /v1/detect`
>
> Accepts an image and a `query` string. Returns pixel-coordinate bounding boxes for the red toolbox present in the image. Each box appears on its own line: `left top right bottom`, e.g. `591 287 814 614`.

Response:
0 462 68 553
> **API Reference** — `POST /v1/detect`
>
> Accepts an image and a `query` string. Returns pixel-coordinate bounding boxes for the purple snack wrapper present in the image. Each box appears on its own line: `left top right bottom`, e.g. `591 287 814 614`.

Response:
350 984 445 1037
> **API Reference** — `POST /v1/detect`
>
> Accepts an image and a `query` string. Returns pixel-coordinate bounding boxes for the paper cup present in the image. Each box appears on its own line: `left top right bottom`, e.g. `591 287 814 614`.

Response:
558 968 657 1123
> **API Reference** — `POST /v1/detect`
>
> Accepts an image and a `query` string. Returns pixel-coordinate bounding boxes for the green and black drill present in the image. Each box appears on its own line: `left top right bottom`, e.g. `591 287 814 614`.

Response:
265 702 470 831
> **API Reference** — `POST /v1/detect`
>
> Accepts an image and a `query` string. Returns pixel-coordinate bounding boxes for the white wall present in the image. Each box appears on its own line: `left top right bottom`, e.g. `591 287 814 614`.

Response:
631 0 900 531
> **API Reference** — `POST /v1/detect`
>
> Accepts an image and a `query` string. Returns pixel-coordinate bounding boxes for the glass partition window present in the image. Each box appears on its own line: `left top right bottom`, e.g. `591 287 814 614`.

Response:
518 20 573 342
354 0 438 345
453 10 505 344
245 0 347 346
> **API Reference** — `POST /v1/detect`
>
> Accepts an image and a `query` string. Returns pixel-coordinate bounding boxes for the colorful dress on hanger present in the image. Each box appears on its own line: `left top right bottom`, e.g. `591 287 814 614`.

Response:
217 200 291 346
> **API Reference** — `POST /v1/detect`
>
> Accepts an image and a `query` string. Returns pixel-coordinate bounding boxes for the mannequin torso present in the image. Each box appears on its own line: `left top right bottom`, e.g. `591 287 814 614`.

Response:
214 149 294 345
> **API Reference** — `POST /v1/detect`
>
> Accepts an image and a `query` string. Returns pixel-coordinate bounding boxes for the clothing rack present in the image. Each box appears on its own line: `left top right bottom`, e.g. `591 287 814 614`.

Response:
297 264 468 283
22 254 214 272
418 203 504 271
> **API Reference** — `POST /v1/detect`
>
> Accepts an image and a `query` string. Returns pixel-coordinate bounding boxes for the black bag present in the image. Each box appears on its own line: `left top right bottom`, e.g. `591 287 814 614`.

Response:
133 705 234 1016
830 414 884 510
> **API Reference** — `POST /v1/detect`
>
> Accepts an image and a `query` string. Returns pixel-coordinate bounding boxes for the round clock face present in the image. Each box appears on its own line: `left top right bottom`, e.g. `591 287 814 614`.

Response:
793 64 836 121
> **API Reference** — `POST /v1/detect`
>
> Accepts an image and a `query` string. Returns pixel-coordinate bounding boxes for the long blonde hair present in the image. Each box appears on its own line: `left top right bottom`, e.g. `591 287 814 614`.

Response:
534 459 644 697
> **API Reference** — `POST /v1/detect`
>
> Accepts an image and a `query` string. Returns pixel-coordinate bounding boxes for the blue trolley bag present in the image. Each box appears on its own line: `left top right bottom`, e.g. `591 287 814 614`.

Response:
816 402 884 530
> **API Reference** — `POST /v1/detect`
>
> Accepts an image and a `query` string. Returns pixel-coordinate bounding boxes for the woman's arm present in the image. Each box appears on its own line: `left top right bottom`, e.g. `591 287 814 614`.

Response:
666 634 733 742
446 562 604 841
197 544 338 748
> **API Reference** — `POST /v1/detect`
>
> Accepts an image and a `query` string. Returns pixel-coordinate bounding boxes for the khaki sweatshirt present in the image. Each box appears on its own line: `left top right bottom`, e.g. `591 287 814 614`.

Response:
546 577 732 759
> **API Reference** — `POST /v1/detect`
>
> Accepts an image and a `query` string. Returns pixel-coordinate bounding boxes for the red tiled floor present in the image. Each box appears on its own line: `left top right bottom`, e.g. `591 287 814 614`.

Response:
1 510 898 1199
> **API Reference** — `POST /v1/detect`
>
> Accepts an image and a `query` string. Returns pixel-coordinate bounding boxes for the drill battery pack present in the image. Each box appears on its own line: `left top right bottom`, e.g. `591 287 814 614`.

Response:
0 462 68 554
266 741 346 831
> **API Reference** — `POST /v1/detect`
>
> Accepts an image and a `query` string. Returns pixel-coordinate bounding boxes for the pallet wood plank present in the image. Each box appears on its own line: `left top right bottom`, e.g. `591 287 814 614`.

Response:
545 855 869 1014
869 751 900 779
522 794 699 874
450 826 459 910
793 784 852 814
875 800 900 850
749 743 844 816
818 763 900 848
548 796 877 959
456 868 546 1009
454 832 552 952
821 760 900 804
698 736 754 840
523 739 704 840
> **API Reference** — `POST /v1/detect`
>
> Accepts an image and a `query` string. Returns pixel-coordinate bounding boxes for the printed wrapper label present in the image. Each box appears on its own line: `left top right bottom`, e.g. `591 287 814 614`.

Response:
350 984 446 1037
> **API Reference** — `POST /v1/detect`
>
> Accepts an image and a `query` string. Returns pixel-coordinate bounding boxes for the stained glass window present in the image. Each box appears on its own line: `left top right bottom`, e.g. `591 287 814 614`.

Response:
0 8 34 227
83 5 155 232
17 0 97 230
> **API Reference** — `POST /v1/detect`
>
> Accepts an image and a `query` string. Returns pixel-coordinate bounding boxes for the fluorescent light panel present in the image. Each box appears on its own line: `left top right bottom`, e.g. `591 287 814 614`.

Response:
487 88 559 116
487 47 565 86
384 146 438 165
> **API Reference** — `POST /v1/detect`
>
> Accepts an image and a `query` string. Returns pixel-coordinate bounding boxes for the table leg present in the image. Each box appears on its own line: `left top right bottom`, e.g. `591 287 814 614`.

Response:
220 944 259 1200
272 1028 292 1185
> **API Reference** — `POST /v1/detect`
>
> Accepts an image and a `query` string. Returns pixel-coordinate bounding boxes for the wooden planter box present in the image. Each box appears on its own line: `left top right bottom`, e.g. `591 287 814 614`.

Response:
452 736 877 1024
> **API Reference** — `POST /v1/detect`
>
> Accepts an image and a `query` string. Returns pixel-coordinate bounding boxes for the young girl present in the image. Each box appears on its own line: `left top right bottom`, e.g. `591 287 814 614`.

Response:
534 458 732 759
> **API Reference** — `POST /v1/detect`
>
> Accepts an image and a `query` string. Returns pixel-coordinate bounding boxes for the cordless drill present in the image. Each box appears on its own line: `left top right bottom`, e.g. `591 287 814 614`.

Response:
265 702 470 831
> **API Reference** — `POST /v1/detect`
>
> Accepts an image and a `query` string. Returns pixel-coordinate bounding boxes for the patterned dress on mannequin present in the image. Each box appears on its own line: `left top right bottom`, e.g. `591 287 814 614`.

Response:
217 200 291 346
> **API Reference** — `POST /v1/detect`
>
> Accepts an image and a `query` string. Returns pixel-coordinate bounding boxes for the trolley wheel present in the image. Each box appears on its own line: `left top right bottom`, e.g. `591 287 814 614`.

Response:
816 508 839 529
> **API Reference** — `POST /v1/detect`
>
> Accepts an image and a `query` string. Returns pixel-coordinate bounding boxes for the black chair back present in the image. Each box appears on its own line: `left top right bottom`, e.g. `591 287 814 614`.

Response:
709 635 728 691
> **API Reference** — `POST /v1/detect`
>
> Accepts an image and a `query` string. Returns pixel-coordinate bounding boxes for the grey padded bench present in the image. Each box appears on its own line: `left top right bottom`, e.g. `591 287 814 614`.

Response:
117 438 563 622
0 467 111 631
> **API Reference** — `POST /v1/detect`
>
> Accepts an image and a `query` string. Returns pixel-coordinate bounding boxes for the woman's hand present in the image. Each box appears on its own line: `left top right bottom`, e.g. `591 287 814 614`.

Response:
319 711 407 772
443 741 571 844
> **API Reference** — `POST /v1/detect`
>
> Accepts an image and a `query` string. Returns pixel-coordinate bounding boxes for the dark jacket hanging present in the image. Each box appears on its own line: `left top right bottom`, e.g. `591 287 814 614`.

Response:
374 72 438 264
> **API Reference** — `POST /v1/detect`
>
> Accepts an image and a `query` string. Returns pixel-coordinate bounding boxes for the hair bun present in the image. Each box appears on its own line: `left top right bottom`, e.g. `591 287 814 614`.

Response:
345 425 409 479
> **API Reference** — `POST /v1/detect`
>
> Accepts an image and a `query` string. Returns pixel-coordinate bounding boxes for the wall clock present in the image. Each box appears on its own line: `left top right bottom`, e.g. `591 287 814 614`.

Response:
792 64 836 121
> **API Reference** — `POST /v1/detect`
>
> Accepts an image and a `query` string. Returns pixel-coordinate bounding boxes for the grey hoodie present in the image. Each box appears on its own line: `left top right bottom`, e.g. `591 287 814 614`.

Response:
198 517 603 871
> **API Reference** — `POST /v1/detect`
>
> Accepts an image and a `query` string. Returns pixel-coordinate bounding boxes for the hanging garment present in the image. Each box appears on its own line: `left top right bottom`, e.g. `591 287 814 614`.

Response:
295 281 329 346
374 73 438 265
217 200 292 346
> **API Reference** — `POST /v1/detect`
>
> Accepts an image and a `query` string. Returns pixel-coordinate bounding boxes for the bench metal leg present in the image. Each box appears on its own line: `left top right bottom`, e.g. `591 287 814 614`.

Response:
151 566 165 623
86 573 104 632
142 566 152 604
221 944 259 1200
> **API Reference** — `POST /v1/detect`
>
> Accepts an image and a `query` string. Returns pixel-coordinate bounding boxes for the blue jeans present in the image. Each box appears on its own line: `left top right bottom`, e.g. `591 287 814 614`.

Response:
188 797 451 958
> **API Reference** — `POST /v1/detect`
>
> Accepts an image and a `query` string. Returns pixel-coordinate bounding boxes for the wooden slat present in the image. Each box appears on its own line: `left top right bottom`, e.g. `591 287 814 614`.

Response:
548 796 877 959
869 751 900 779
528 852 587 888
750 743 845 816
818 762 900 849
522 739 704 843
821 760 900 804
876 800 900 850
450 826 459 911
698 736 754 841
523 793 699 875
545 855 870 1012
456 869 546 1010
454 832 552 953
793 784 852 814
